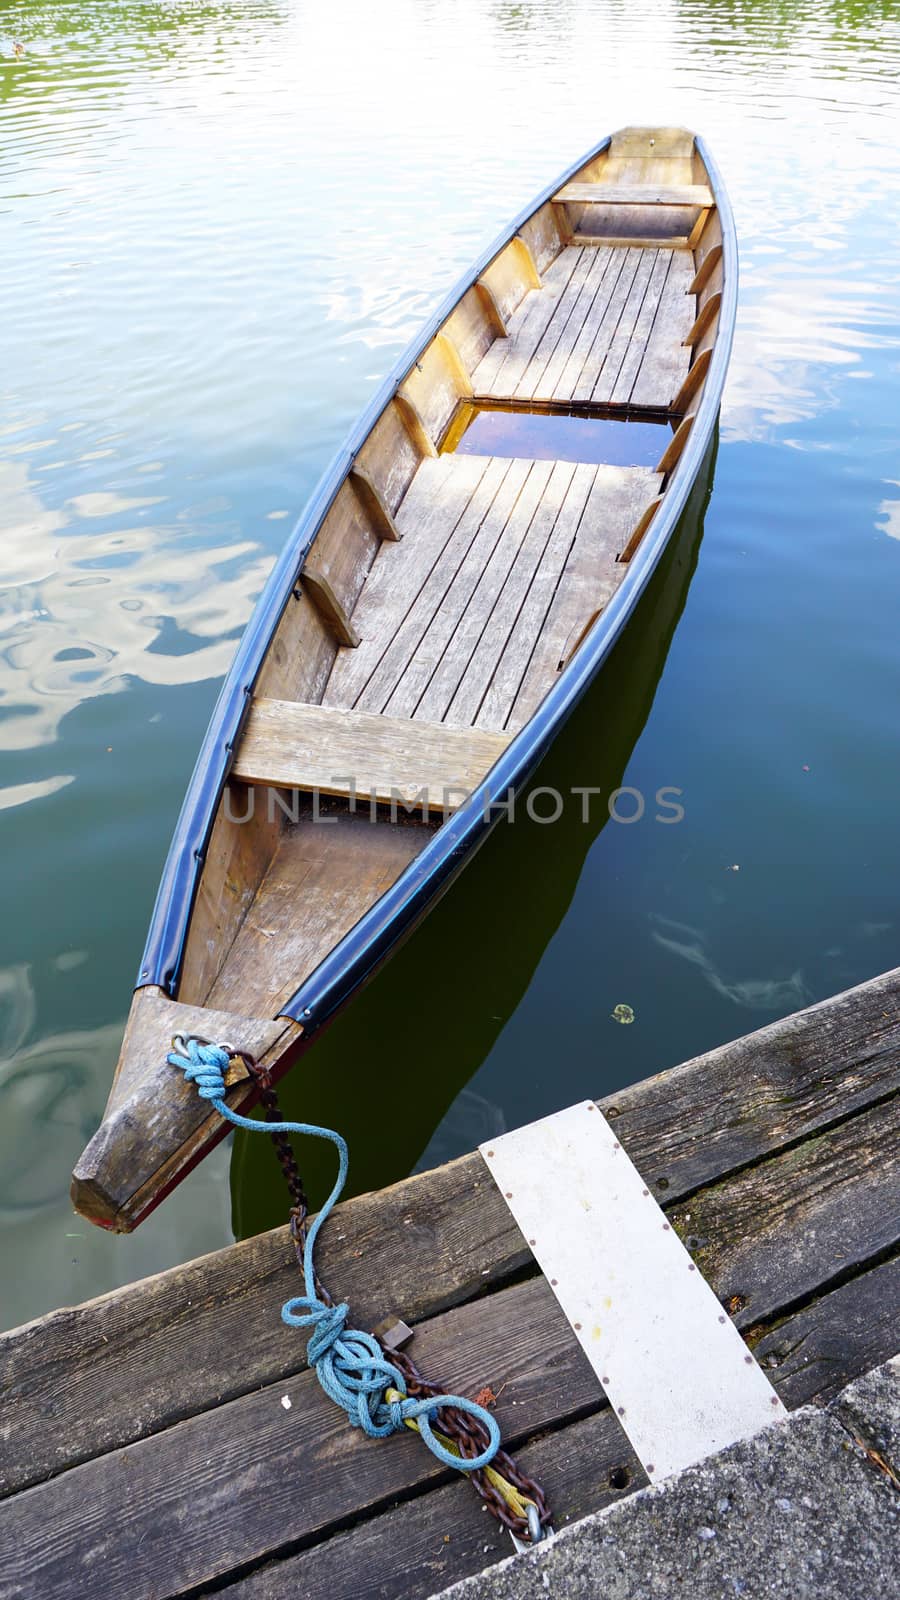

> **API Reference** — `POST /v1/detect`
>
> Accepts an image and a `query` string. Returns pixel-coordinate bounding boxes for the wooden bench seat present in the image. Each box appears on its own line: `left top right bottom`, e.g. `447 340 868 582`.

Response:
553 182 713 208
232 697 510 812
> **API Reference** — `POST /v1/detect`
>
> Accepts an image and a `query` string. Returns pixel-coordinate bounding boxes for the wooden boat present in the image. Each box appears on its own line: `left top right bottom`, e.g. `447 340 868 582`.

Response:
73 125 736 1231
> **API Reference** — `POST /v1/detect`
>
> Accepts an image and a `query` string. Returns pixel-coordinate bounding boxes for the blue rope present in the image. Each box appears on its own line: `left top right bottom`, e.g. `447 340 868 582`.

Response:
167 1038 501 1473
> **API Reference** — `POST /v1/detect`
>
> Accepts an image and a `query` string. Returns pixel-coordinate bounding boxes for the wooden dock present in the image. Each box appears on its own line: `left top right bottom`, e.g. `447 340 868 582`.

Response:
3 966 900 1599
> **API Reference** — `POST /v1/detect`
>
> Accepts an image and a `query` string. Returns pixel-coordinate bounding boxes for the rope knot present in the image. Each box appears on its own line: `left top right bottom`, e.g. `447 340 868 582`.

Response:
282 1295 348 1358
167 1037 230 1101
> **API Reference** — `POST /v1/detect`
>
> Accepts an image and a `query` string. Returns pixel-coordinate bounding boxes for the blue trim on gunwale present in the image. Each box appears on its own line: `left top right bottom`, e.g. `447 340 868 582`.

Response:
139 132 737 1026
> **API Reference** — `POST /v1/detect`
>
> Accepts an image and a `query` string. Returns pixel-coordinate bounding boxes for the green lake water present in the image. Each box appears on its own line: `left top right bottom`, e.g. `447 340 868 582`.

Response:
2 0 899 1331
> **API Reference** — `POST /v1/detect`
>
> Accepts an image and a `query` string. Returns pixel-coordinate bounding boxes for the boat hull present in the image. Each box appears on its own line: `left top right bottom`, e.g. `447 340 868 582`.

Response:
73 127 737 1229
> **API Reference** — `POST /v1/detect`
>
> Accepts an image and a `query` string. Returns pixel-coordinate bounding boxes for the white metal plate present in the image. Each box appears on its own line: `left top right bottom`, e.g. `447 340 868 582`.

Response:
481 1101 787 1482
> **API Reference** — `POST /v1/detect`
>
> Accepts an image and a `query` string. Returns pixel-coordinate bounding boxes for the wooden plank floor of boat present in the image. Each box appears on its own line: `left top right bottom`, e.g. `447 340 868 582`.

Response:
323 452 661 734
471 243 694 407
4 968 899 1600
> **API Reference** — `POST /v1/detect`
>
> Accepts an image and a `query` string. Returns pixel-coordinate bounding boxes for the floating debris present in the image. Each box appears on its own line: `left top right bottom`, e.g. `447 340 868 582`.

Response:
611 1004 635 1025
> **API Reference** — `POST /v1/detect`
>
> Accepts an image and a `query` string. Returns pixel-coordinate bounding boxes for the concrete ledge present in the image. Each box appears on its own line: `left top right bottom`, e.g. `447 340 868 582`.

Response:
433 1356 900 1600
831 1353 900 1481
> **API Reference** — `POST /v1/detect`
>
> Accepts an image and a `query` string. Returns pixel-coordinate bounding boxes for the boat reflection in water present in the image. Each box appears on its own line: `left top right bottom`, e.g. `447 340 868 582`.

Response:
231 433 719 1237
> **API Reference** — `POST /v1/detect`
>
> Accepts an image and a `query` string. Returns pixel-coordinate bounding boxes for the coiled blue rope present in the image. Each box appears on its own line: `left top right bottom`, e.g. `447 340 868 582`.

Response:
167 1037 501 1473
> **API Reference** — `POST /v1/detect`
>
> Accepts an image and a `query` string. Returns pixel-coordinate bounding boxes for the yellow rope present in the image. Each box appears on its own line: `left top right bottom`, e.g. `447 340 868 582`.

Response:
384 1387 534 1521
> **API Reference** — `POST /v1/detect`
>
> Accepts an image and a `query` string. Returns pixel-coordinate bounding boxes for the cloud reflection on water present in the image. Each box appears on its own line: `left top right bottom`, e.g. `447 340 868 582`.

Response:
0 458 272 752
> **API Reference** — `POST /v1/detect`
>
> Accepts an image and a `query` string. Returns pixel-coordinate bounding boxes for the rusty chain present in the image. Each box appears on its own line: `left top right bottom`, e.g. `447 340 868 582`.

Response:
247 1057 551 1543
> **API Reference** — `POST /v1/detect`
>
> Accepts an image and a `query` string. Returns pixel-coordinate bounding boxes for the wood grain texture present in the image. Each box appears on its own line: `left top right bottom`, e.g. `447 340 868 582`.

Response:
177 782 282 1008
394 390 439 458
552 197 575 245
251 586 335 709
512 249 609 401
0 1277 606 1600
442 286 495 374
569 248 643 403
609 250 673 404
669 1094 900 1326
689 242 723 295
441 459 578 729
655 411 695 474
472 247 584 397
629 247 694 407
478 239 537 329
688 206 712 250
214 1256 900 1600
606 966 900 1188
473 463 606 732
251 470 383 709
474 276 508 337
571 232 690 249
518 203 566 274
563 136 700 247
322 453 491 712
749 1254 900 1408
14 968 897 1505
553 182 713 208
671 346 712 415
608 127 697 160
400 334 471 447
300 567 361 648
353 457 646 736
406 460 557 724
70 991 299 1230
552 250 631 401
377 458 543 721
231 697 509 812
585 249 660 403
471 243 695 411
354 400 423 517
684 290 722 348
618 493 664 563
220 1408 646 1600
506 464 662 730
511 233 542 290
205 804 430 1018
9 1086 899 1599
357 456 524 717
349 464 401 542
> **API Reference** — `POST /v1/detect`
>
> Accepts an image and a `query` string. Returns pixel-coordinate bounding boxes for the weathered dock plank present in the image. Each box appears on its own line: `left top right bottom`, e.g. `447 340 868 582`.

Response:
3 1085 896 1600
220 1259 900 1600
751 1254 900 1407
3 967 899 1504
220 1409 645 1600
0 967 898 1600
670 1094 900 1323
